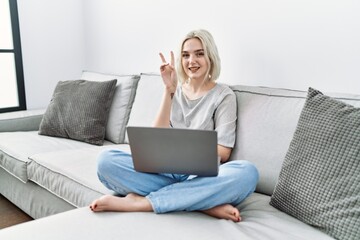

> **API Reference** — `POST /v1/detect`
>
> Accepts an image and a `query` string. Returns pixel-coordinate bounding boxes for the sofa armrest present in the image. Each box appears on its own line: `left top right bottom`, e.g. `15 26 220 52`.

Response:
0 109 45 132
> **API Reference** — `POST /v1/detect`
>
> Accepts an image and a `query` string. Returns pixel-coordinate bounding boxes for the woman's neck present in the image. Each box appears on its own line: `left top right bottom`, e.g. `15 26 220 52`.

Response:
182 78 216 100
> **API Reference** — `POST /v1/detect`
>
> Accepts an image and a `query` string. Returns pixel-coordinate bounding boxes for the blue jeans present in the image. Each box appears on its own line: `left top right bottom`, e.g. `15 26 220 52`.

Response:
97 149 259 214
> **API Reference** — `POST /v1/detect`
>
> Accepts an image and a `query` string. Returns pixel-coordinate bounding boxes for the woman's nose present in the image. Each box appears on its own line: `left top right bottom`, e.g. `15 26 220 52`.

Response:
188 54 196 63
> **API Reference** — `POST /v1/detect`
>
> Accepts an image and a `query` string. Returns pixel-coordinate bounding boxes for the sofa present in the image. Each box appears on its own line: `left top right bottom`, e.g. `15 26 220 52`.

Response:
0 71 359 240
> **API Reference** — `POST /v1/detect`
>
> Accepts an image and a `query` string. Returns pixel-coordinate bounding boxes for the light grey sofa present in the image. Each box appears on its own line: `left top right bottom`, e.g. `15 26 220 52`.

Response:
0 71 359 239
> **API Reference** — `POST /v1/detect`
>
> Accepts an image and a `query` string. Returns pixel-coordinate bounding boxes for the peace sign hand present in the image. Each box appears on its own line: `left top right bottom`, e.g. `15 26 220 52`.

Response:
159 51 177 94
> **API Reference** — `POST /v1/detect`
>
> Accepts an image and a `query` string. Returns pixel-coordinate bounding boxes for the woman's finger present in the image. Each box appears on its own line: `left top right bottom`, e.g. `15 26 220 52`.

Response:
170 51 175 66
159 52 167 64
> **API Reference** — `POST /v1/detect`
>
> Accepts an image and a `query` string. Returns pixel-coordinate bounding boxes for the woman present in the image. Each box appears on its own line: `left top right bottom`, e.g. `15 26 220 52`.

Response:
90 29 259 222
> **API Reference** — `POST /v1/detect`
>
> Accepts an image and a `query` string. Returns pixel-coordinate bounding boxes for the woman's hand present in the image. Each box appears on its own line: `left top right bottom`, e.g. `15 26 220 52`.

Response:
153 52 177 128
159 51 177 94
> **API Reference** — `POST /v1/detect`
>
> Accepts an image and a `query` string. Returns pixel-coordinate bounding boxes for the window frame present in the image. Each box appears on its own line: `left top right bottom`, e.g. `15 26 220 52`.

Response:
0 0 26 113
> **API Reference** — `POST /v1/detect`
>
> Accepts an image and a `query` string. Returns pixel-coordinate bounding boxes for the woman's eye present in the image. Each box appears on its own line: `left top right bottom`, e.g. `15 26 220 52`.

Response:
196 52 205 57
182 53 189 58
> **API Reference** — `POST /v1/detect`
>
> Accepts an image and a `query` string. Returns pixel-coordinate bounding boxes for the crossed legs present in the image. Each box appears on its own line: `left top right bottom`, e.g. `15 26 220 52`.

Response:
90 150 258 222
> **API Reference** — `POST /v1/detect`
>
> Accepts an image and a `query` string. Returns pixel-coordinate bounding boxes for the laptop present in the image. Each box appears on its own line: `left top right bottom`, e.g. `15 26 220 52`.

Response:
127 126 219 176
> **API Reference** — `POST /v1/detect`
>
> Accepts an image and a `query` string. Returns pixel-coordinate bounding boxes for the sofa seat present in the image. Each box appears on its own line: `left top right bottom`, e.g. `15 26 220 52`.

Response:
27 145 131 208
0 193 334 240
0 131 114 182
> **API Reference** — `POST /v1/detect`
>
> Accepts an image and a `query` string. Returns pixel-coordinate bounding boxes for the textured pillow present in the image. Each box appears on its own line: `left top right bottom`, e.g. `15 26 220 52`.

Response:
270 87 360 240
39 79 117 145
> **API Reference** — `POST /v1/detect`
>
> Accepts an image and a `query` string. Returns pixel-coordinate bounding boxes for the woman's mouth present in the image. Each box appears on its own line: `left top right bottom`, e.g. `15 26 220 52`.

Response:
188 67 200 72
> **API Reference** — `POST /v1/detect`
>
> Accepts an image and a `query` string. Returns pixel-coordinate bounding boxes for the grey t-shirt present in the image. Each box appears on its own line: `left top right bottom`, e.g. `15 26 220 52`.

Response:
170 83 237 148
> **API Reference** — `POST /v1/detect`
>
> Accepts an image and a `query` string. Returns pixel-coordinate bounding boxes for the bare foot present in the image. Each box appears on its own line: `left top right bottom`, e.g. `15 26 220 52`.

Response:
202 204 241 222
90 193 153 212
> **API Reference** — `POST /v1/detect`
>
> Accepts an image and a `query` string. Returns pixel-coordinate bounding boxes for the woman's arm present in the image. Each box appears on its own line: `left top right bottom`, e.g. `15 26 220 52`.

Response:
214 92 237 163
218 145 232 163
153 51 177 128
153 90 174 127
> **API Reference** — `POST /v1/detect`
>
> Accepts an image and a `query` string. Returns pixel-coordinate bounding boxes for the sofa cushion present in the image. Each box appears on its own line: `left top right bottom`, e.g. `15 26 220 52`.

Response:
270 88 360 240
230 85 360 196
124 73 164 143
81 71 140 144
0 193 334 240
0 131 114 182
0 167 75 219
38 79 117 145
230 86 308 195
237 193 335 240
27 145 131 208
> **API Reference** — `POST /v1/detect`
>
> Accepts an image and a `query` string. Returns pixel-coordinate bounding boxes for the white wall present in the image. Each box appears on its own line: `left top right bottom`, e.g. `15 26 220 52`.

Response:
17 0 85 109
83 0 360 94
19 0 360 110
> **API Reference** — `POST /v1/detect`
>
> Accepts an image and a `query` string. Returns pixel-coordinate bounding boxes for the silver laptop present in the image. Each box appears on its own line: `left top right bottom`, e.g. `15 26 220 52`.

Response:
127 126 219 176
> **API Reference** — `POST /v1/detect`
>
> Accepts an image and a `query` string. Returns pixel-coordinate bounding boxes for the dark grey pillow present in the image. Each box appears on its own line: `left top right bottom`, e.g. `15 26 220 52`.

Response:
39 79 117 145
270 87 360 240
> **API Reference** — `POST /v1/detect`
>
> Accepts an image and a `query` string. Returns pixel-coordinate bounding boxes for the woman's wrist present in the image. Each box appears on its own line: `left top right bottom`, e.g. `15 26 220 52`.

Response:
165 86 176 99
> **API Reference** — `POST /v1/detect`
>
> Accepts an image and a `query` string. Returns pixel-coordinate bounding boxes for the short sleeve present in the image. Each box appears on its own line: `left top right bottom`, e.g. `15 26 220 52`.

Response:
214 92 237 148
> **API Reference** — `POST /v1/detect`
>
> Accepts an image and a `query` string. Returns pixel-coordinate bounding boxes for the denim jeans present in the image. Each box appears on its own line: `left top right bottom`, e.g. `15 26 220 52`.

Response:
96 149 259 214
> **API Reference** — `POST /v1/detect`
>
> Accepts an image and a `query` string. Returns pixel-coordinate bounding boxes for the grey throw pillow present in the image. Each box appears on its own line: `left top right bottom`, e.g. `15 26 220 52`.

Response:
270 87 360 240
39 79 117 145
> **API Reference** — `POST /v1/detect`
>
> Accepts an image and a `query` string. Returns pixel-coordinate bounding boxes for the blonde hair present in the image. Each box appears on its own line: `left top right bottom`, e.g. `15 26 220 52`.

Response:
176 29 221 84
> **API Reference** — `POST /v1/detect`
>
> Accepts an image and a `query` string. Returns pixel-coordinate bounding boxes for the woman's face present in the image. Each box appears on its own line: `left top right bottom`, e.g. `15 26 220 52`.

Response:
181 38 209 81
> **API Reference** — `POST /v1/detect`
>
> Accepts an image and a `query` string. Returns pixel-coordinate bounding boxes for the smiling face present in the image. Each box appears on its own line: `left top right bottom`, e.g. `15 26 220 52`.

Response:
181 38 210 82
